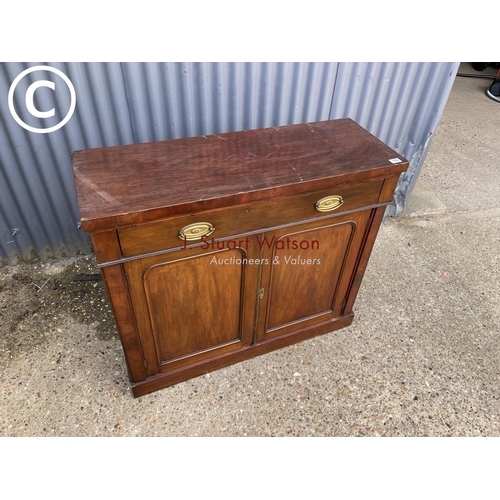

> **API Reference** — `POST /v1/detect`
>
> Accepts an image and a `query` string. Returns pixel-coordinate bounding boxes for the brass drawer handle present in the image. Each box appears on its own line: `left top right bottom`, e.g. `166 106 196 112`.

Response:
315 195 344 212
178 222 215 241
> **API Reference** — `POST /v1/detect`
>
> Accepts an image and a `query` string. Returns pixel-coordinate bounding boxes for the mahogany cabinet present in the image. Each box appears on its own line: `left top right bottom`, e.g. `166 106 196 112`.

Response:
72 118 408 397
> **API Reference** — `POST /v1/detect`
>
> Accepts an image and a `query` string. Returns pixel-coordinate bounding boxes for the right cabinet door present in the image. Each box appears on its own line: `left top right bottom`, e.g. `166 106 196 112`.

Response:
255 209 373 342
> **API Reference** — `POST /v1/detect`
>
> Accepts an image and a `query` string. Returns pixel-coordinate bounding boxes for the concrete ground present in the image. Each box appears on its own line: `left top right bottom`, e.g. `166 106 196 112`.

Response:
1 63 499 437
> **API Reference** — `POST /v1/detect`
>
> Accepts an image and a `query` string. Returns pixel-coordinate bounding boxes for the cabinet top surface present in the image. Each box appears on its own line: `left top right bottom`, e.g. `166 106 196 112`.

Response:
72 118 408 231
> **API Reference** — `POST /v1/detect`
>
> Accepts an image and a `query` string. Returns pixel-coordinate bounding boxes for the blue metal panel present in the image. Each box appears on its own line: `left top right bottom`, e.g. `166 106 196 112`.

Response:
121 62 339 142
0 62 134 260
0 62 457 261
330 62 459 213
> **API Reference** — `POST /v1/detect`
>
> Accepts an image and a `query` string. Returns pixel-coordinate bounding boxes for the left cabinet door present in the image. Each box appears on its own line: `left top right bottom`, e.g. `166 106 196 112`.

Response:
123 243 260 376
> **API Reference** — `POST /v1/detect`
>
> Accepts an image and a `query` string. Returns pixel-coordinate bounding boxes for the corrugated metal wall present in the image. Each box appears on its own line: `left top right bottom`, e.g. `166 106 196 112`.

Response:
329 62 459 214
0 62 458 262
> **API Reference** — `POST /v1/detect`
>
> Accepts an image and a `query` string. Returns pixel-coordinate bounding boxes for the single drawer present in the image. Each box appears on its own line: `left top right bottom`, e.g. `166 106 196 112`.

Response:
118 179 384 258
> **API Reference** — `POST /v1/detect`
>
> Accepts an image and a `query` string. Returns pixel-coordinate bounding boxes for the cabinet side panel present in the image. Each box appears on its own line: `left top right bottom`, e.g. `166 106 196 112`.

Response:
343 206 386 315
378 174 403 203
100 264 148 382
90 231 121 263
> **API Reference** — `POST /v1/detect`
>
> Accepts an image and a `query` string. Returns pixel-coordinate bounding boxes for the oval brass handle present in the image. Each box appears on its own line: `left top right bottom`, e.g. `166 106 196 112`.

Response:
178 222 215 241
315 195 344 212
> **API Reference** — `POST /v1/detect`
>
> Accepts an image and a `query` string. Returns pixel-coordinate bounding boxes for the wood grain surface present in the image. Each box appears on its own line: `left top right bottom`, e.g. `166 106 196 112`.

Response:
72 119 408 231
73 118 409 396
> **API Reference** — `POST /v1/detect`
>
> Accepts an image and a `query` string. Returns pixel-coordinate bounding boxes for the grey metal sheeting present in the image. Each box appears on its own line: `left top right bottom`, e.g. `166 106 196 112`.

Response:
0 62 459 261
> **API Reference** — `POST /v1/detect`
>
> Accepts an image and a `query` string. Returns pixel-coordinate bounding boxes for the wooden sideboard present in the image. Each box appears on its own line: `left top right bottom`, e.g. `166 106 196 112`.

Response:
72 119 408 397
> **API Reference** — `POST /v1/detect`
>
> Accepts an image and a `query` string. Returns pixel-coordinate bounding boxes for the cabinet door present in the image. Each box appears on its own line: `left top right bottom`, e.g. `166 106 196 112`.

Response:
255 209 373 342
124 242 260 376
